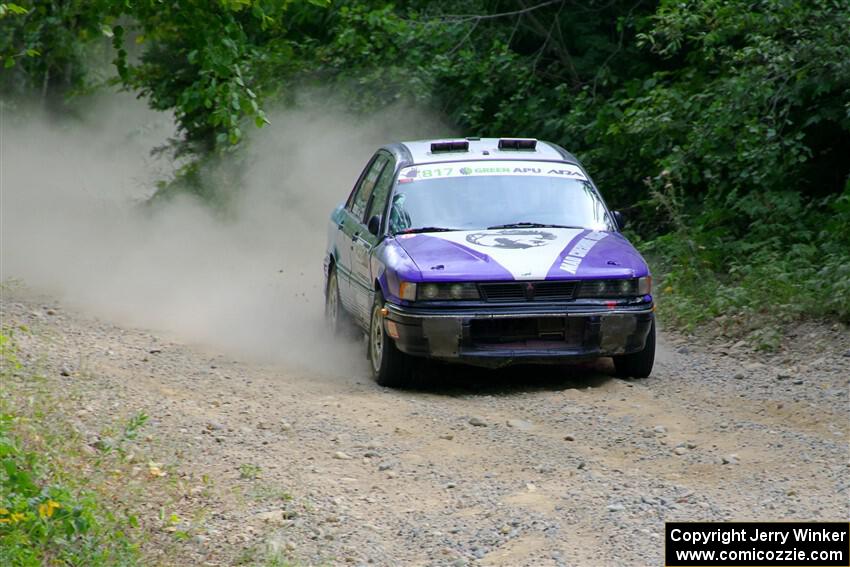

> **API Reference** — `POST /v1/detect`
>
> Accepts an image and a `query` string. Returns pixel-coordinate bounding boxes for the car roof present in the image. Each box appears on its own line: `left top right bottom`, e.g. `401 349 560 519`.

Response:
383 138 579 168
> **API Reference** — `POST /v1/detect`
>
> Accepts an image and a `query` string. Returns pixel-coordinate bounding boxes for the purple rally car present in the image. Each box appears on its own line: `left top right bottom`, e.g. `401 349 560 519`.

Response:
324 138 655 386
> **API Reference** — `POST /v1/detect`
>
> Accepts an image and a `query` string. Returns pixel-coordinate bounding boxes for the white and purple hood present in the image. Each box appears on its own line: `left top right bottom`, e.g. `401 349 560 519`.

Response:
382 226 649 289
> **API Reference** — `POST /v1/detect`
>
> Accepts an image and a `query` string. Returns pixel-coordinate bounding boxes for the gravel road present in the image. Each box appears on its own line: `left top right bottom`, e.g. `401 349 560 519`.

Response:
2 293 848 566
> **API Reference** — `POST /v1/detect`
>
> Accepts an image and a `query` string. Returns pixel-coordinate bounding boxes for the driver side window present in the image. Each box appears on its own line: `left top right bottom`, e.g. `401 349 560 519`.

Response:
364 158 395 223
349 154 389 221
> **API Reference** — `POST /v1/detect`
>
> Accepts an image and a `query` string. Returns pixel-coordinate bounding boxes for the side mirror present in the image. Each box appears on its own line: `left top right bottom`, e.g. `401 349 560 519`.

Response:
367 215 382 236
612 210 626 230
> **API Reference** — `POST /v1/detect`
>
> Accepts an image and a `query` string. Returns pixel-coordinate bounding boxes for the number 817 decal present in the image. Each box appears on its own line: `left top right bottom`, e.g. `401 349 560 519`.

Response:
398 161 587 183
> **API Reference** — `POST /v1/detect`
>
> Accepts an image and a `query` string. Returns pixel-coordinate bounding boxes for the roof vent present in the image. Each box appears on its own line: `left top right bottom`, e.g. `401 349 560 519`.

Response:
430 140 469 153
498 138 537 151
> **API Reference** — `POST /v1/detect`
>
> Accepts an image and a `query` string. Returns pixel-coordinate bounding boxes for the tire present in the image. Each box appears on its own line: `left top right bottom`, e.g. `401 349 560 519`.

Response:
325 267 354 337
613 318 656 378
368 293 413 387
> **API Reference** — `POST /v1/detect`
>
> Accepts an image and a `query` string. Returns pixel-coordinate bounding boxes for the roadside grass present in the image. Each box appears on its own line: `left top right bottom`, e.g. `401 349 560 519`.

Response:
0 326 215 565
248 483 293 504
643 232 849 347
239 463 262 481
636 187 850 349
1 323 305 567
1 328 141 566
234 544 301 567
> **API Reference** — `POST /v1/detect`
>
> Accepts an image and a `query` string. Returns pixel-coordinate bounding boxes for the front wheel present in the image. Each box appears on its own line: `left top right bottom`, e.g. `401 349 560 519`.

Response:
369 295 413 387
613 318 656 378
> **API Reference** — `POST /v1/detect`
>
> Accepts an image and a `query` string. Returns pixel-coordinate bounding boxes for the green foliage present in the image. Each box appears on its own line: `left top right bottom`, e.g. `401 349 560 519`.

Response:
115 1 280 154
92 411 149 457
300 0 657 139
115 0 329 155
0 3 28 20
239 463 262 480
1 0 848 330
1 0 326 154
234 542 299 567
623 0 849 214
643 183 850 336
0 338 139 566
0 1 113 101
297 1 849 218
301 0 850 334
0 329 21 371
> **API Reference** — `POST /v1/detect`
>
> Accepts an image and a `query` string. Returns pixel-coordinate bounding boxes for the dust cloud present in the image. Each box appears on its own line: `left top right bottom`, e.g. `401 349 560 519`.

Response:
0 92 450 373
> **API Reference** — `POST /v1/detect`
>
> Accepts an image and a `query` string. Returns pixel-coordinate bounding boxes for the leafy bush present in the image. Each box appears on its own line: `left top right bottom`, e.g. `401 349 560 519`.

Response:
643 183 850 338
2 0 848 330
303 0 850 334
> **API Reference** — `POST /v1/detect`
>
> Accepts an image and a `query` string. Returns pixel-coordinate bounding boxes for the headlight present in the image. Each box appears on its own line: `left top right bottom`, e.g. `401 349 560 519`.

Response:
576 277 651 298
416 282 480 301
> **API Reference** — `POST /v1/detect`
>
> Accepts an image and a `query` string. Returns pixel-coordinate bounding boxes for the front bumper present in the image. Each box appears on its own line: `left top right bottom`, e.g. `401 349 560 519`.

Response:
384 302 654 367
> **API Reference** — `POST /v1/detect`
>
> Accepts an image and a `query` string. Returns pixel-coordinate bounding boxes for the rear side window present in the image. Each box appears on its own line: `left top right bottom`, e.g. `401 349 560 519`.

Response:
350 155 389 221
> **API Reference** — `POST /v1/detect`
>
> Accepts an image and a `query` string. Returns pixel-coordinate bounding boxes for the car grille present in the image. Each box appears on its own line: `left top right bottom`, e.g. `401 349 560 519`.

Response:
478 281 578 302
533 281 579 300
478 283 526 301
470 317 585 345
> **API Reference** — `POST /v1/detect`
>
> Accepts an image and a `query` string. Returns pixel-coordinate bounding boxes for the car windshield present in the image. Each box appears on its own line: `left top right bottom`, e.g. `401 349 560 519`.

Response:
389 160 614 234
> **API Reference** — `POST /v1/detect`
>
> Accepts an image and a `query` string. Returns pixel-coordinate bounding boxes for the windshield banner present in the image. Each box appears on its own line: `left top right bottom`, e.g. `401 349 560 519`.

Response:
398 161 588 183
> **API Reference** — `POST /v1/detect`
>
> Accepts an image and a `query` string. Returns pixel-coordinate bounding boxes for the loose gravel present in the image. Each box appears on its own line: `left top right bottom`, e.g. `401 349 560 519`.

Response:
2 293 848 566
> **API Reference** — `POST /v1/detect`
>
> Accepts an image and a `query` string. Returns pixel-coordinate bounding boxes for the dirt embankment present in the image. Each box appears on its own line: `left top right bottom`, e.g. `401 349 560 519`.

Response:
2 292 848 566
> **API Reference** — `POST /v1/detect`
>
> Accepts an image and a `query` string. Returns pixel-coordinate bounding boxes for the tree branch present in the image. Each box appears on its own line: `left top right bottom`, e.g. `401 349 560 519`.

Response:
519 0 580 87
410 0 564 25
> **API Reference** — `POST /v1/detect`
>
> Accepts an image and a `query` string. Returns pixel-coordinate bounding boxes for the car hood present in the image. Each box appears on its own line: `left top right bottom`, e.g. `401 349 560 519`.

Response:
392 228 648 281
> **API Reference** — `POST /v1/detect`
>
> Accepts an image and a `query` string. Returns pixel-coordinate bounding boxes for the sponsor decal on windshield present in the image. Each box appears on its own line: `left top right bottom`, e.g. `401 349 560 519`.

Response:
398 161 588 183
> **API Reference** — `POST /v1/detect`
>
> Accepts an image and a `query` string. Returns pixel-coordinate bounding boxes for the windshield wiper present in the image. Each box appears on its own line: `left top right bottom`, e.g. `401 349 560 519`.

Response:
486 222 585 230
397 226 461 235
